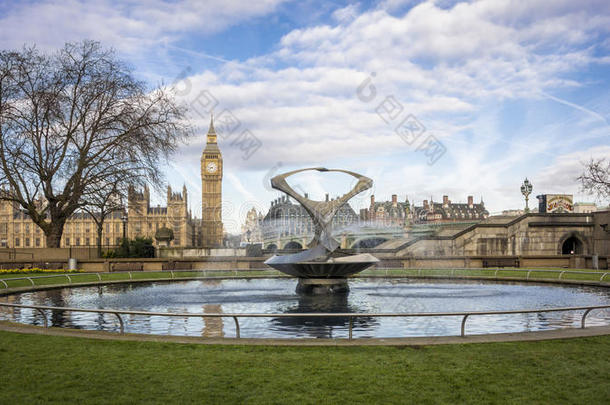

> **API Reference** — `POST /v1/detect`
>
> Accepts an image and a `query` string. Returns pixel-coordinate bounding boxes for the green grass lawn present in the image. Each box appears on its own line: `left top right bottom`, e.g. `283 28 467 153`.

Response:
0 270 281 289
360 267 608 282
0 330 608 404
0 267 606 290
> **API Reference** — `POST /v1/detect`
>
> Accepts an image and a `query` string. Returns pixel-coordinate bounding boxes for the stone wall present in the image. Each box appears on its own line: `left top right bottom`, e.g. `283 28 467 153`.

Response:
398 213 602 257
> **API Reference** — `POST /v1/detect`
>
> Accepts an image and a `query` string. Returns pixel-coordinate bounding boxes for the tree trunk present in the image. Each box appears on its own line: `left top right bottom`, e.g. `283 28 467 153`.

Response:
45 224 64 248
97 224 104 258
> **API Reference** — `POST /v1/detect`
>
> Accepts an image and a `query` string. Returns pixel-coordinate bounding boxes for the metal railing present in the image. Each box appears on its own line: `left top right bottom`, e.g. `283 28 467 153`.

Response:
1 302 609 339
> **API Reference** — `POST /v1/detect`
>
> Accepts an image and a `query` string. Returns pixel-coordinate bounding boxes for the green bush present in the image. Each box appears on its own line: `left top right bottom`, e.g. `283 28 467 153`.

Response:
104 237 155 258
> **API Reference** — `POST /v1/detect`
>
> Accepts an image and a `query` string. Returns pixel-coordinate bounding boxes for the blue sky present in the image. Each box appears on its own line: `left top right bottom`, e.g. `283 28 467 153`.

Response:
1 0 609 232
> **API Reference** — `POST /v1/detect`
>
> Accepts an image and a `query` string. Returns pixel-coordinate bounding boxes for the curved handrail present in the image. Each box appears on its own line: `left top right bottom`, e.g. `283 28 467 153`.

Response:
1 302 608 339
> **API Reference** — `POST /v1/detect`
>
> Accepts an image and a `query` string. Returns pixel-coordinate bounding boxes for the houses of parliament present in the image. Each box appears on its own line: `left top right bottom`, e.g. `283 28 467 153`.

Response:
0 119 224 249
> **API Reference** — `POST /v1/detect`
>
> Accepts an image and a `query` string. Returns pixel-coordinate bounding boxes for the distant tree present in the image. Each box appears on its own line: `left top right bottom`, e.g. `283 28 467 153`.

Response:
0 40 191 247
578 158 610 202
80 174 130 257
109 236 155 258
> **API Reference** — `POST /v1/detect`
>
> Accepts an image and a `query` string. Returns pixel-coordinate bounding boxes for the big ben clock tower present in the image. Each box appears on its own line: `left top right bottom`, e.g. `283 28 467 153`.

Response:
201 116 223 247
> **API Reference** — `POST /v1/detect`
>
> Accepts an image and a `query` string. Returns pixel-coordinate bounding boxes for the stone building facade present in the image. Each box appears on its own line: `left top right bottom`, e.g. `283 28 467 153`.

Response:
360 194 489 226
127 184 196 247
200 117 223 247
0 118 222 250
241 207 264 245
0 184 197 249
396 212 609 258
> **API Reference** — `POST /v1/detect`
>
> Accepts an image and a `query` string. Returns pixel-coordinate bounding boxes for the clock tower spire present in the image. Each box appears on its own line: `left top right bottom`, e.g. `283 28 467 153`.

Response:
201 115 223 247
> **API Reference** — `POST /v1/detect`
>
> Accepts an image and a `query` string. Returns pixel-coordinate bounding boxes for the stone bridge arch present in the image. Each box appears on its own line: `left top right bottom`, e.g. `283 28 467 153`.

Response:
351 237 388 249
283 240 303 250
557 231 588 255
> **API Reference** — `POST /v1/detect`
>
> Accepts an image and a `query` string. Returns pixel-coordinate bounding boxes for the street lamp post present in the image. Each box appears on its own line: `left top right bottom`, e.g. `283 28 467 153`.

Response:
121 213 128 241
520 178 533 213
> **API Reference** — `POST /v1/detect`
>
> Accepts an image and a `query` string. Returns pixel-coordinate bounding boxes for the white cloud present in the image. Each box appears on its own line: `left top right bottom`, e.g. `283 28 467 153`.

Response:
3 0 609 221
168 0 610 179
0 0 286 53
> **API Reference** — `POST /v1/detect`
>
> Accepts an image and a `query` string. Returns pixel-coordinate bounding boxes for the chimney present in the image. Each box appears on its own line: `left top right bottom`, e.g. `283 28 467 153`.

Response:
392 194 397 205
423 199 429 210
370 195 375 206
325 193 329 202
468 195 473 208
443 195 449 207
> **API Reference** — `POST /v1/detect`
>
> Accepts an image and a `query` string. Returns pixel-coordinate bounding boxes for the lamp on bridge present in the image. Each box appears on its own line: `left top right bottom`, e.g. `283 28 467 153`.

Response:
520 178 533 214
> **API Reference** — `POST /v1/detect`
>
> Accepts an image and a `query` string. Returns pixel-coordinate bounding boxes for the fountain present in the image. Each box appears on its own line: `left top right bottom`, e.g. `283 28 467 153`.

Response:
264 168 379 293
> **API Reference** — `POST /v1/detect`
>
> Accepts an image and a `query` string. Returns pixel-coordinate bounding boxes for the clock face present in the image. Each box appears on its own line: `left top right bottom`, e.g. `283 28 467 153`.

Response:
206 161 218 173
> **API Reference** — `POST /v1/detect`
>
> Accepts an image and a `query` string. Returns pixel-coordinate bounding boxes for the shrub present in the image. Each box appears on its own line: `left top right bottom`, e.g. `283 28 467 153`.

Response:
104 237 155 258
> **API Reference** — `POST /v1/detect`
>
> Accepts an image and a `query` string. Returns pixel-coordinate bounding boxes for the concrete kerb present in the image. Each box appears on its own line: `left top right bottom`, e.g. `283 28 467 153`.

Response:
1 320 609 347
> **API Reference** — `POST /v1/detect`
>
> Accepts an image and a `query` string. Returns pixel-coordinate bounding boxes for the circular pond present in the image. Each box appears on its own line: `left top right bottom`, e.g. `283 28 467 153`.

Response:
3 278 610 338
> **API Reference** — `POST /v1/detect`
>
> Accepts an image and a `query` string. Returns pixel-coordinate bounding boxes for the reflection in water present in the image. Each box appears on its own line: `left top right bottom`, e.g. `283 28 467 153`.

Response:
203 304 224 338
271 292 377 339
2 278 609 338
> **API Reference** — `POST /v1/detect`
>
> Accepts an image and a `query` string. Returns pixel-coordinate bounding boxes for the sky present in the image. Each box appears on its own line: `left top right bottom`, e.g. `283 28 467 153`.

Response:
1 0 609 233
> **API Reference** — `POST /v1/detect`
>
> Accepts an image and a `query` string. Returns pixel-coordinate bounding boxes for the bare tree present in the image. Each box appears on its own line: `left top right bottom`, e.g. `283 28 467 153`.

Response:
578 158 610 202
0 41 191 247
80 174 129 257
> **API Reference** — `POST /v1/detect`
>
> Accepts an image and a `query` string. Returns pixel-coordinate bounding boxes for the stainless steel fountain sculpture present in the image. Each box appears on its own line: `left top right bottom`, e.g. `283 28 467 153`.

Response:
264 168 379 293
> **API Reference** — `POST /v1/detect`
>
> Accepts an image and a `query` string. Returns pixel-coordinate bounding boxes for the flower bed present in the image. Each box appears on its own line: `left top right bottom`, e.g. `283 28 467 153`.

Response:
0 268 82 275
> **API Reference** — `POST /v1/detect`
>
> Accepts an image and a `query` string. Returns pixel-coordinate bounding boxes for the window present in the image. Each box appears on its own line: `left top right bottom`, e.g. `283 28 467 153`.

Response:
15 238 20 247
35 238 40 247
115 223 120 232
85 238 90 246
25 223 30 233
105 223 110 233
76 238 80 246
14 223 20 232
174 238 180 246
65 238 70 246
105 238 110 246
25 238 30 247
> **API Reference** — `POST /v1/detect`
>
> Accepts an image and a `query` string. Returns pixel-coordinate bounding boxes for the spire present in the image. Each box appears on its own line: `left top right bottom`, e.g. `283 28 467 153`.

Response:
208 114 216 135
205 114 218 146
